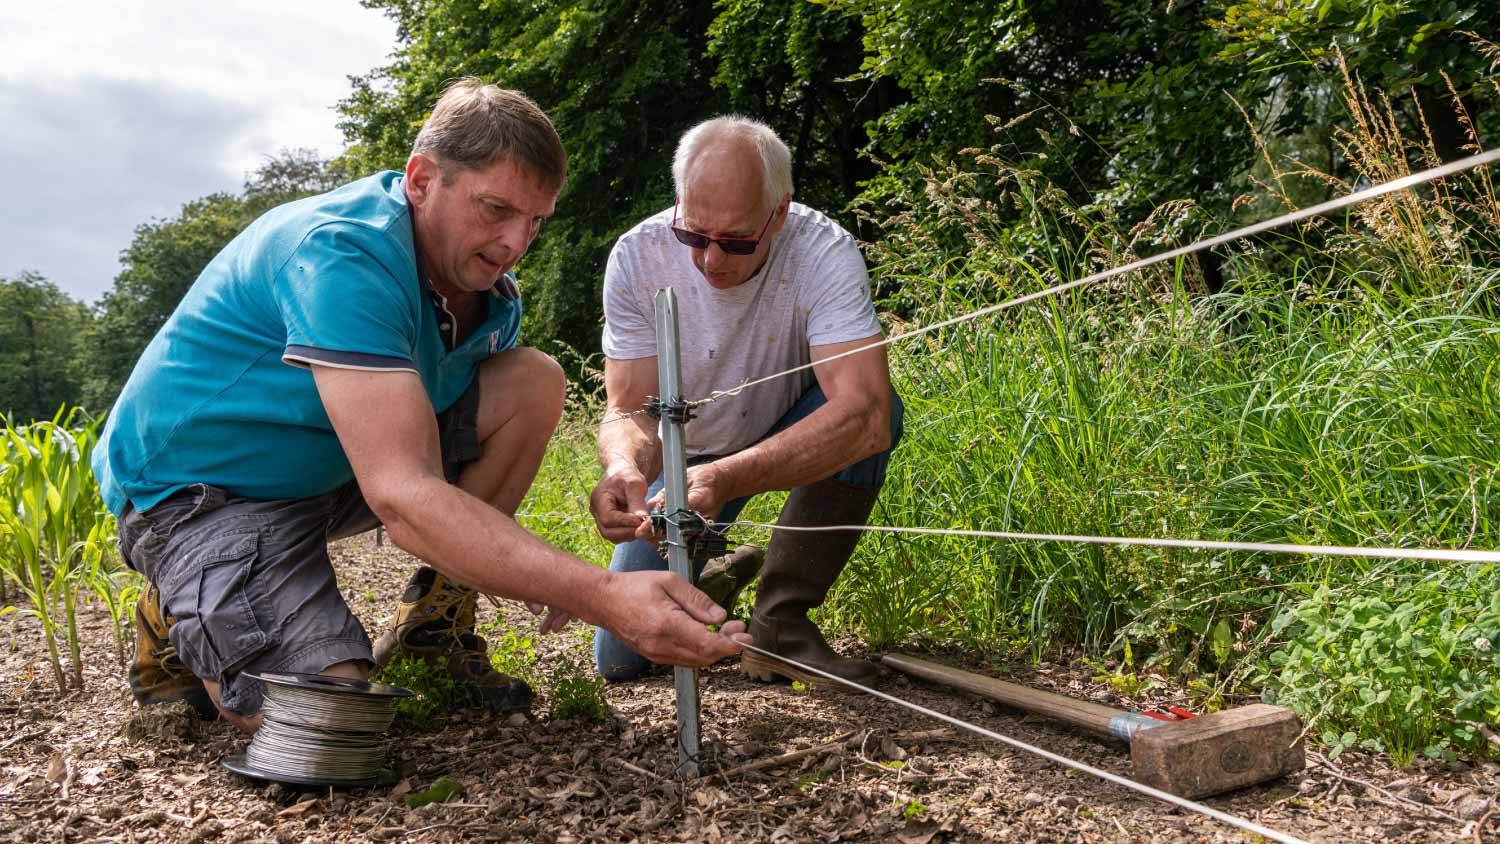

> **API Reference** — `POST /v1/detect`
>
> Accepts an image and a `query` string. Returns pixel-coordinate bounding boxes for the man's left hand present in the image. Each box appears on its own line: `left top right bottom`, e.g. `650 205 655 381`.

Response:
639 462 735 540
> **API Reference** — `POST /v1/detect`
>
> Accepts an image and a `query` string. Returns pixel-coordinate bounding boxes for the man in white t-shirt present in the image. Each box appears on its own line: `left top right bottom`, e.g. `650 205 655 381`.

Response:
589 115 904 685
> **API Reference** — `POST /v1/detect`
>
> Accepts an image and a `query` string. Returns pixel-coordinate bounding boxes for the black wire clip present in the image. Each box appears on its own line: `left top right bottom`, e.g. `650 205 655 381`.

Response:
650 506 709 539
644 395 695 424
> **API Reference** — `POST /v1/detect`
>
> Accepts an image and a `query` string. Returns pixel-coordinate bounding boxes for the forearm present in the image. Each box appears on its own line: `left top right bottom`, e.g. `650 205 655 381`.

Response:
714 396 889 500
376 477 615 627
596 413 661 479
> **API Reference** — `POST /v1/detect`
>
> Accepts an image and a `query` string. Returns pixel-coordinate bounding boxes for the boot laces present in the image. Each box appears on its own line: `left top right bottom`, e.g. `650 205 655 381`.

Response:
149 642 191 677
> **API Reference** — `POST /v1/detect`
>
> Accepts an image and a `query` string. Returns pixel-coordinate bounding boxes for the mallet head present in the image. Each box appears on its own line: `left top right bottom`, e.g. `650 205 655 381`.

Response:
1127 703 1304 799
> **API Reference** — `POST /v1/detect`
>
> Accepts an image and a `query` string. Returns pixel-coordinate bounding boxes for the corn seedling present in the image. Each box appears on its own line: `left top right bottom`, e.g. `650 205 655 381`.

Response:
0 409 122 691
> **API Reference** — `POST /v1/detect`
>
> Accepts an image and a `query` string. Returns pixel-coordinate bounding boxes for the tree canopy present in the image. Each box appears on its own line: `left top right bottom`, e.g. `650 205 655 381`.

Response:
17 0 1495 414
78 151 345 410
0 273 92 423
336 0 1499 358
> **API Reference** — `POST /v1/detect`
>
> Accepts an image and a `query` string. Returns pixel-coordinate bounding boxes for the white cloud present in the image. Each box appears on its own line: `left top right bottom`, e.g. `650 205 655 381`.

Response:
0 0 396 301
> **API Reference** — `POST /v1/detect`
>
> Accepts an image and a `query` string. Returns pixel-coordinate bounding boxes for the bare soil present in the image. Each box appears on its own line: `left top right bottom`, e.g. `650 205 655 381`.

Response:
1 538 1496 843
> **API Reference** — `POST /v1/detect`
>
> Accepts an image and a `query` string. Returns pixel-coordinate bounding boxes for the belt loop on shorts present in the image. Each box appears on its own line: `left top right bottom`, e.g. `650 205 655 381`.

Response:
184 483 229 521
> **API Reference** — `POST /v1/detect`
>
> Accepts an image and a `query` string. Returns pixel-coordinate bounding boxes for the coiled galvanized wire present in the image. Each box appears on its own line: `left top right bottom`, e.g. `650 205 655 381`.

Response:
229 672 410 786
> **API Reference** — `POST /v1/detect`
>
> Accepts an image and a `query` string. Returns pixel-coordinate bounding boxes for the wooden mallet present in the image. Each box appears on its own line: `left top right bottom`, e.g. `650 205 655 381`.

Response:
882 653 1304 799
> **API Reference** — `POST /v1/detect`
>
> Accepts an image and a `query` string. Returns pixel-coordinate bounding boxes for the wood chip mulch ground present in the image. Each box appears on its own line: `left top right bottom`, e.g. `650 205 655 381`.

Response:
1 538 1496 843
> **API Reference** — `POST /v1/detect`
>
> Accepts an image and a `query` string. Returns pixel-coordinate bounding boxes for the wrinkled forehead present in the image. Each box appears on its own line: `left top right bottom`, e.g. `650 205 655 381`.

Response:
679 146 768 233
454 157 559 217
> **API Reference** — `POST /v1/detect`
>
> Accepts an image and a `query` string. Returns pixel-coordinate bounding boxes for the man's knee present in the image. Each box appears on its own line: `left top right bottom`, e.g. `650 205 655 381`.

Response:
477 347 566 434
594 628 651 682
207 660 370 736
322 659 371 681
492 347 563 398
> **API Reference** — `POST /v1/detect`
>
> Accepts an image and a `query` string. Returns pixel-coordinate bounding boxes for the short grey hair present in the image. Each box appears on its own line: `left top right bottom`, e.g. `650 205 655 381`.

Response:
672 116 792 214
411 78 567 192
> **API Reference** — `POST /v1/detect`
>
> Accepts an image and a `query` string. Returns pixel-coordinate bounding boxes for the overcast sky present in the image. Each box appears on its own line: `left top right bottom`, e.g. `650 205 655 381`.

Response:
0 1 397 303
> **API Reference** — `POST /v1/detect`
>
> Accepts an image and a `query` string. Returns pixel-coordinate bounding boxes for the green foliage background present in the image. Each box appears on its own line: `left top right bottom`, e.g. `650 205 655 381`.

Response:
0 274 92 423
7 2 1498 413
4 0 1500 764
331 0 1500 363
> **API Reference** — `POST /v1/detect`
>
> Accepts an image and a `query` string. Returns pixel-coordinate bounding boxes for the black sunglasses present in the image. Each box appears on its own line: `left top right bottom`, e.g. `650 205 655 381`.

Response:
670 200 777 256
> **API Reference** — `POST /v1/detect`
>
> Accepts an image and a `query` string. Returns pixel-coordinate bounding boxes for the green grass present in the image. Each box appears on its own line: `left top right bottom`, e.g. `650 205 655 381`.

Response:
521 134 1500 762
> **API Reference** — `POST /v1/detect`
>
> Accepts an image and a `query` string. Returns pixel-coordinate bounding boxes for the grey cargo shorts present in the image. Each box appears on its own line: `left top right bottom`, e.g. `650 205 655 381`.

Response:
116 380 483 716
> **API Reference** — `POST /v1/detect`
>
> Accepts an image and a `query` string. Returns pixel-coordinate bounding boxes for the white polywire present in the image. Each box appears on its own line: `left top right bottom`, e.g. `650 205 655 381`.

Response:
725 520 1500 565
512 511 1500 565
737 643 1311 844
689 148 1500 406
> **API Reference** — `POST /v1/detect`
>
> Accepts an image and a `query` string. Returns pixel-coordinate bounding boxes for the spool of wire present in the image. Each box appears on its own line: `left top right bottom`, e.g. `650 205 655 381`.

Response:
221 672 413 788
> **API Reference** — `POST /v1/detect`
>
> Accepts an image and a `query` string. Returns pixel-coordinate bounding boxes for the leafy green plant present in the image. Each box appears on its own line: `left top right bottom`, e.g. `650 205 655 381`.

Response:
795 769 831 791
1258 574 1500 765
79 521 140 668
0 409 120 691
480 621 539 687
546 649 609 722
405 776 464 808
373 653 480 728
1085 648 1162 698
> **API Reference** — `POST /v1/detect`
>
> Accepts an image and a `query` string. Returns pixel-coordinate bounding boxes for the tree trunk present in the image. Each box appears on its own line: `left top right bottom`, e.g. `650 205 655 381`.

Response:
1198 249 1226 294
1415 85 1477 164
23 313 42 421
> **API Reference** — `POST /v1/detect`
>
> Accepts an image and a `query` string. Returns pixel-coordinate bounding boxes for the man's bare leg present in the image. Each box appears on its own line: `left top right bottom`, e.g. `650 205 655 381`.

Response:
205 660 370 736
456 347 566 515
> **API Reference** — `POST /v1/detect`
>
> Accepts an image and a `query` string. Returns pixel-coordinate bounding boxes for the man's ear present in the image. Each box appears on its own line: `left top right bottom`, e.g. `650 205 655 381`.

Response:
770 192 793 235
405 153 439 207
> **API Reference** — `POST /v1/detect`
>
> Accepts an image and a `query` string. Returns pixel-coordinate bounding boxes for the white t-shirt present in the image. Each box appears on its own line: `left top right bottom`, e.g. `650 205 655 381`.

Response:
602 202 883 457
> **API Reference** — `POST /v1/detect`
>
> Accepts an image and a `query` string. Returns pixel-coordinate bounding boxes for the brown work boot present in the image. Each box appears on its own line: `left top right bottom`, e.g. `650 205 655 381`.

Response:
129 585 217 720
373 567 533 714
741 477 882 687
696 544 764 614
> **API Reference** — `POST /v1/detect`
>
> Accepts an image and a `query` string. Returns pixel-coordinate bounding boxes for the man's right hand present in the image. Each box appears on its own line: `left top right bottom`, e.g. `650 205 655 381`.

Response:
597 570 750 667
590 465 650 543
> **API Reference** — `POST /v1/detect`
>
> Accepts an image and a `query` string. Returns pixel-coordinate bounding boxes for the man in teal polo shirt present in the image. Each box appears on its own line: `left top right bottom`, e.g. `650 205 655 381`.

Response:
95 79 748 733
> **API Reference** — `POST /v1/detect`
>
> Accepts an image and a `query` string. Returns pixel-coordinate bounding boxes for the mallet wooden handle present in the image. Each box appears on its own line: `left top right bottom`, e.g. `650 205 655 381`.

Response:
884 653 1306 800
882 653 1128 739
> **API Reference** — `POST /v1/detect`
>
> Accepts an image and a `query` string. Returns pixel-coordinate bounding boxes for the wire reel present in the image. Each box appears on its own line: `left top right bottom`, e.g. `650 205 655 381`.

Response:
221 672 413 788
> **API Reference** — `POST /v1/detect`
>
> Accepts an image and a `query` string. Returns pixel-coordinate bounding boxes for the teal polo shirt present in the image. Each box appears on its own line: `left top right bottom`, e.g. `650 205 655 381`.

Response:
93 170 523 516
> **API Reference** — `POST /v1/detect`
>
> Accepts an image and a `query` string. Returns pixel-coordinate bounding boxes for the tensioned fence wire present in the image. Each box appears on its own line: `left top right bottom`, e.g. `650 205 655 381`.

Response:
720 521 1500 565
511 511 1500 566
735 643 1311 844
522 151 1500 840
665 147 1500 411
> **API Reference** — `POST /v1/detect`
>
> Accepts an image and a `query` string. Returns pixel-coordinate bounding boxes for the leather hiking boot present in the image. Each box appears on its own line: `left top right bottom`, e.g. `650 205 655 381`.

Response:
373 567 533 714
695 544 763 614
741 477 883 687
129 586 217 720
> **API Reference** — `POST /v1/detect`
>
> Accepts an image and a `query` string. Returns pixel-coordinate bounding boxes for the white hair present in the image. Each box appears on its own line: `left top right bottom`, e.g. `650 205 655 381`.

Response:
672 115 793 214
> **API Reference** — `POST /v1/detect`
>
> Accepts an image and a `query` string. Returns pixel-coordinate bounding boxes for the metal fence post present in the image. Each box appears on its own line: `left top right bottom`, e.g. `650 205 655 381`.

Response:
654 288 701 777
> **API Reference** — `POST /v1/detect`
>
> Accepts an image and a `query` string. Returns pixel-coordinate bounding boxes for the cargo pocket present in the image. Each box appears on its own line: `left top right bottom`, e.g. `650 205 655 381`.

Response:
172 531 270 679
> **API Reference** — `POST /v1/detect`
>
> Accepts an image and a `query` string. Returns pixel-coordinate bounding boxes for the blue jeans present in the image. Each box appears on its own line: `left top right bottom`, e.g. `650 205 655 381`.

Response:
593 383 905 681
